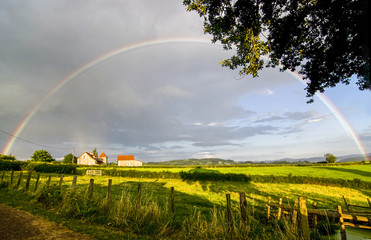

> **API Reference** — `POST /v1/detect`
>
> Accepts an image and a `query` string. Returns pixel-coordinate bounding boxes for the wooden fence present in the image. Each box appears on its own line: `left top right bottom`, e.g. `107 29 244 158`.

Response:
1 171 370 239
267 196 371 240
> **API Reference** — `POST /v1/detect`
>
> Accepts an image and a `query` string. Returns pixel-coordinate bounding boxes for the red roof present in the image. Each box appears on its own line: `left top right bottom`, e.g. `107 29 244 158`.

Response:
99 152 107 158
117 155 135 161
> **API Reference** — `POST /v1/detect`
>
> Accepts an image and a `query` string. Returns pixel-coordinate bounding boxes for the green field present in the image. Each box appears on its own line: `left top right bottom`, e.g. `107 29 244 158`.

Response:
1 163 370 239
79 163 371 181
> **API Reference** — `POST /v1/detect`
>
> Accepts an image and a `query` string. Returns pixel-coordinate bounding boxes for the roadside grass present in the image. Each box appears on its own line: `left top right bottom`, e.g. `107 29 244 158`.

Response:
1 170 370 239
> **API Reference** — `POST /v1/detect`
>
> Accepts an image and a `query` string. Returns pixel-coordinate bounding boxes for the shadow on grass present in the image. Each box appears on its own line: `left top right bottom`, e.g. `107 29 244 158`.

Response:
316 167 371 179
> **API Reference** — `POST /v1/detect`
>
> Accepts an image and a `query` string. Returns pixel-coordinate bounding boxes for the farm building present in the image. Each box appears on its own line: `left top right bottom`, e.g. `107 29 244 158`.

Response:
77 152 108 165
117 155 142 166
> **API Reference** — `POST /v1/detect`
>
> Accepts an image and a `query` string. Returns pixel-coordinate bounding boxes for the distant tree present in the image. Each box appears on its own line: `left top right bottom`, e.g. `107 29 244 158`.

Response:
0 154 16 161
92 148 98 157
324 153 337 163
62 153 77 164
183 0 370 102
31 150 55 163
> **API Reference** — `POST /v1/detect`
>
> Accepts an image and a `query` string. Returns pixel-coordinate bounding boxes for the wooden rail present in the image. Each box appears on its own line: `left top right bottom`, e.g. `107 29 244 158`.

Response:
267 197 371 240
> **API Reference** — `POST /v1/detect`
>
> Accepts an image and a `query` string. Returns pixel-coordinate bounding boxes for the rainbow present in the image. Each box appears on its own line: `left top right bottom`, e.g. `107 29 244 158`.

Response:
288 71 369 161
2 37 369 161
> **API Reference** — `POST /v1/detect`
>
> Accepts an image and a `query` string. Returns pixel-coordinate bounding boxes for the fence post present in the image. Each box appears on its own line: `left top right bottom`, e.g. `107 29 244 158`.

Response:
226 193 233 236
313 202 318 239
15 172 23 189
46 176 51 187
292 199 298 231
298 197 310 240
59 175 64 188
136 182 142 209
107 179 112 202
337 205 347 240
239 192 248 225
88 179 94 199
342 196 351 213
10 171 14 185
25 171 32 191
277 198 283 220
170 187 175 219
266 196 271 223
72 175 77 190
1 171 4 182
34 173 40 192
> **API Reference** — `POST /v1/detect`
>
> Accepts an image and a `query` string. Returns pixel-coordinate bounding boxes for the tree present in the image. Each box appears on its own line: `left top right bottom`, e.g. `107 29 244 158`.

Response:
324 153 337 163
92 148 98 157
31 150 55 163
183 0 370 102
0 154 16 161
62 153 77 164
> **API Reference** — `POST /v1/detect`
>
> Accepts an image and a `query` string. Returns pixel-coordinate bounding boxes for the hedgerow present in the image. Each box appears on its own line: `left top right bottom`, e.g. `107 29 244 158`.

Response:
179 170 251 182
102 169 180 179
25 163 76 174
0 160 27 171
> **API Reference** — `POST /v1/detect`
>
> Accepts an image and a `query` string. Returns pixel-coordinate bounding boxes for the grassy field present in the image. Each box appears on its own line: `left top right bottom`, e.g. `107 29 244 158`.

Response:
1 163 371 239
78 163 371 181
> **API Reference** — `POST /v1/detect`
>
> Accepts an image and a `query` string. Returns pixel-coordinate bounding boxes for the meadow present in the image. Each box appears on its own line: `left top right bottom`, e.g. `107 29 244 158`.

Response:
77 163 371 182
0 162 370 239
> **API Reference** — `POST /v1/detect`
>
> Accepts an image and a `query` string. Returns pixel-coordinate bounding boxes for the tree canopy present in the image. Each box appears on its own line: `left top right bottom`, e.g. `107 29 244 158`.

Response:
183 0 370 102
324 153 337 163
0 154 16 161
31 150 55 163
92 148 98 157
62 153 77 164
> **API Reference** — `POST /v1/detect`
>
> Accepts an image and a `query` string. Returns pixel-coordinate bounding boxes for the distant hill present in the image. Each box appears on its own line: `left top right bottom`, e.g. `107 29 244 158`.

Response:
146 158 236 166
146 153 370 166
336 154 371 162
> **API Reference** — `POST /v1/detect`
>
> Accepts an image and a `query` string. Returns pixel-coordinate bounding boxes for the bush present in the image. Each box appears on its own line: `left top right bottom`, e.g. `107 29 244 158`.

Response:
35 185 63 207
103 169 180 179
0 160 27 171
180 169 251 182
25 163 76 174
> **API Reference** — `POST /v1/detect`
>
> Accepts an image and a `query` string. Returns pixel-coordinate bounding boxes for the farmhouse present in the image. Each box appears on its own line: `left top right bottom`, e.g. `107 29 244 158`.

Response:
117 155 142 166
77 152 108 165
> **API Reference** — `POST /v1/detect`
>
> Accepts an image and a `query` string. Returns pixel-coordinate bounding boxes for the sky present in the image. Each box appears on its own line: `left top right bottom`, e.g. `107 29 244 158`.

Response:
1 0 370 163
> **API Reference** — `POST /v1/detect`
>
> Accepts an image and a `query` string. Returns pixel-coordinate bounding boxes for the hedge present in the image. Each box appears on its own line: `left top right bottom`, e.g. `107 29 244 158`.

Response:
0 160 28 171
24 163 76 174
102 169 180 179
179 170 251 182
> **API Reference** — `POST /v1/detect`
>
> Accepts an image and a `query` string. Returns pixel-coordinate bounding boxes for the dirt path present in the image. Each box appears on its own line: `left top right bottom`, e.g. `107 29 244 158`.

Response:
0 204 93 240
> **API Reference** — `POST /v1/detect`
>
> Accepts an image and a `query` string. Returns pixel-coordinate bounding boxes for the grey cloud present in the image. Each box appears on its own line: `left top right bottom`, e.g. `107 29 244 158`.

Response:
1 0 345 162
254 111 317 123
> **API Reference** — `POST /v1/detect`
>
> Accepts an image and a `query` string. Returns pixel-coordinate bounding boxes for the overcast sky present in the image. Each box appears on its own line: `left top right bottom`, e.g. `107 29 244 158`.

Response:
1 0 370 163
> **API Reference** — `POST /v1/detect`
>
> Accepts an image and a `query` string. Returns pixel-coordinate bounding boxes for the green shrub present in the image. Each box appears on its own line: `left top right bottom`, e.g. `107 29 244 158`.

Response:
0 160 27 171
35 185 63 207
103 169 180 179
180 169 251 182
25 163 76 174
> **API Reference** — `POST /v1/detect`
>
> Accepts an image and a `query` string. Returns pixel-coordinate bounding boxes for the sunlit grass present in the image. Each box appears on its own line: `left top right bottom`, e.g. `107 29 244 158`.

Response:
77 164 371 182
1 169 370 239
